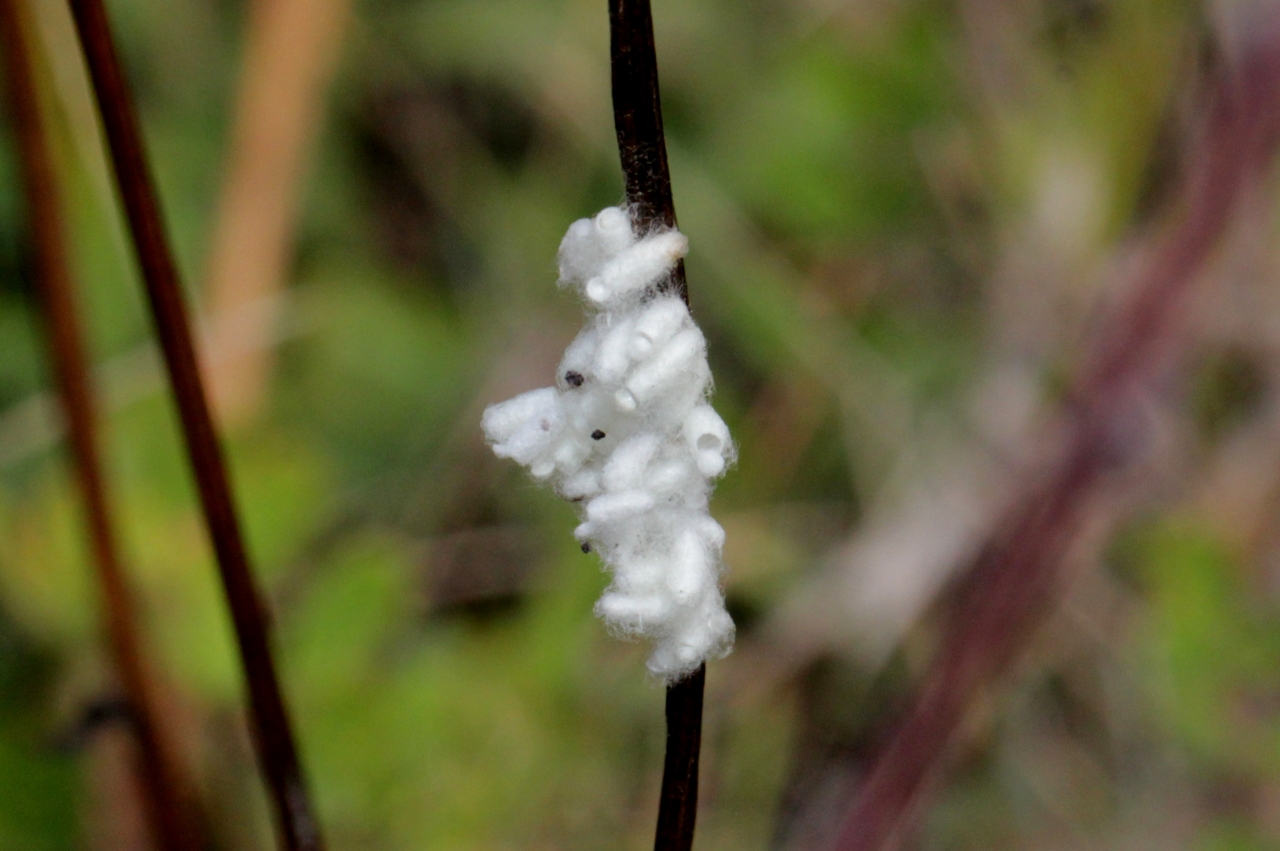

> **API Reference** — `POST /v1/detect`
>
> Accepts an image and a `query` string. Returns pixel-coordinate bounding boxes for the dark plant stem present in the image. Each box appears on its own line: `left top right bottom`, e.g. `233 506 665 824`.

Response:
608 1 702 848
64 1 324 849
609 0 687 306
654 664 705 851
831 40 1280 851
0 4 200 850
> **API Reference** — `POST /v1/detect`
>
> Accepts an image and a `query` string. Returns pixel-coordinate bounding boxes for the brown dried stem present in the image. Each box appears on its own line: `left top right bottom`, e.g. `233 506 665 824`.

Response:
607 1 702 848
203 0 349 428
0 3 201 849
64 1 325 848
830 38 1280 851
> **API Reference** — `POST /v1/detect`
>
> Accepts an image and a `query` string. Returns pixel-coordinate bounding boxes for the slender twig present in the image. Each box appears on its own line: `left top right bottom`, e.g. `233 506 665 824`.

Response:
64 2 324 849
607 1 703 848
0 4 201 850
830 39 1280 851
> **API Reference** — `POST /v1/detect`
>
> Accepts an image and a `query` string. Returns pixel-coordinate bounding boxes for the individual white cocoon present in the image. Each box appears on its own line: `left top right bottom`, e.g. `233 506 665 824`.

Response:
482 205 735 682
669 527 711 604
683 404 730 456
481 387 563 464
585 230 689 305
616 327 705 412
558 207 635 286
631 296 690 360
482 387 558 444
601 433 663 492
586 489 656 524
593 315 639 383
683 404 733 477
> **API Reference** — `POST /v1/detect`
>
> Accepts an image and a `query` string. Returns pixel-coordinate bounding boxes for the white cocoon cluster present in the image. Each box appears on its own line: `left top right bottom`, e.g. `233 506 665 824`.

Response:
482 206 735 682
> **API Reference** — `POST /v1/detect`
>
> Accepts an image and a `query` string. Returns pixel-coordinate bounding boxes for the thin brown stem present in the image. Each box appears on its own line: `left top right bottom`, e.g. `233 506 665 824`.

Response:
830 39 1280 851
63 1 324 849
607 1 703 848
0 3 201 850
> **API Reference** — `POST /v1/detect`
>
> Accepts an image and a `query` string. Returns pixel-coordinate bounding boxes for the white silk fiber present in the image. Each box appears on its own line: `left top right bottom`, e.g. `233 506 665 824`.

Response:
482 206 735 682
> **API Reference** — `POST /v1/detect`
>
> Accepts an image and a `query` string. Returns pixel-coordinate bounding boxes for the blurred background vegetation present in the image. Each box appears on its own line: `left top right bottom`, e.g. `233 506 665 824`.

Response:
2 0 1279 847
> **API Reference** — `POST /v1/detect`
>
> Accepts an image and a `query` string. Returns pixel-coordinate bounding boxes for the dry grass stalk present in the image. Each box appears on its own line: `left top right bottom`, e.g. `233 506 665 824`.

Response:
203 0 350 428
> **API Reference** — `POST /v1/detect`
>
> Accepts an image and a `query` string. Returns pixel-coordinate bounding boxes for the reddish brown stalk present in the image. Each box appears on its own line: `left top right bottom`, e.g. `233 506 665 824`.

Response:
608 1 702 848
64 1 324 849
831 40 1280 851
0 4 201 850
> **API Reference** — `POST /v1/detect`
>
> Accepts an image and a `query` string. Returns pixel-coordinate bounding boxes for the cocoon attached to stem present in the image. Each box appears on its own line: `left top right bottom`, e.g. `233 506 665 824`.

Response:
482 206 735 681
